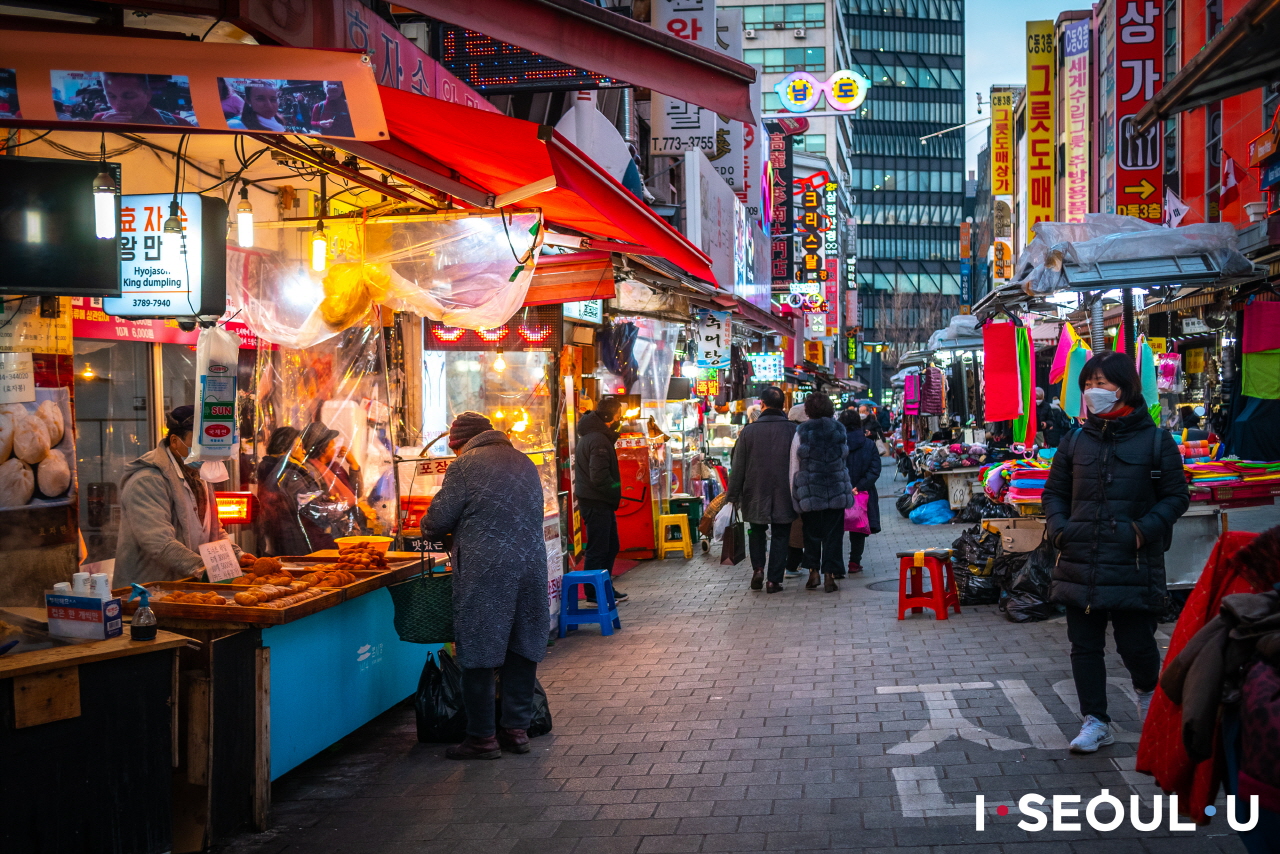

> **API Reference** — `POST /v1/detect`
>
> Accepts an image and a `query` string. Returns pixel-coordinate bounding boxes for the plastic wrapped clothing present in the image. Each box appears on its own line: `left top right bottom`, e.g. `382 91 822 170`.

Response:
908 499 954 525
1010 214 1254 296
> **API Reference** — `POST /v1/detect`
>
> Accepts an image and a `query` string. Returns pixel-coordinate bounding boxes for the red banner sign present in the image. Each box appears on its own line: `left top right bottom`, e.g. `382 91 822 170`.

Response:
1114 1 1164 222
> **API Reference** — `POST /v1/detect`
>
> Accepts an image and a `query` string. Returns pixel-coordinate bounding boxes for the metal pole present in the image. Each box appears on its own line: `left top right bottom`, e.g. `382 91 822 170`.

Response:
1090 297 1106 352
1121 288 1136 357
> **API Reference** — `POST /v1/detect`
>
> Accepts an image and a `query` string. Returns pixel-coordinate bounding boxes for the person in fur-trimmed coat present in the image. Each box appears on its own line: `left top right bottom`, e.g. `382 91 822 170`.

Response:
789 392 853 593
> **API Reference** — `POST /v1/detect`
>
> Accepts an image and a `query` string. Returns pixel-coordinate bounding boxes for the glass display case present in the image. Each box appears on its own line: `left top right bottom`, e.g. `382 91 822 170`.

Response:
706 412 740 467
657 399 704 498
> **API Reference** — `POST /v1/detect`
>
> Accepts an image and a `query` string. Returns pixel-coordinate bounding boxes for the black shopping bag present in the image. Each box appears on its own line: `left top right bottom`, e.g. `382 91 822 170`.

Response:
494 676 555 737
720 506 746 566
414 650 467 743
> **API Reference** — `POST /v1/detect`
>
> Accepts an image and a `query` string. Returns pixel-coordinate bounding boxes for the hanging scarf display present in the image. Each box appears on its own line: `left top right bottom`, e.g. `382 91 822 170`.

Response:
982 322 1022 421
1012 326 1036 446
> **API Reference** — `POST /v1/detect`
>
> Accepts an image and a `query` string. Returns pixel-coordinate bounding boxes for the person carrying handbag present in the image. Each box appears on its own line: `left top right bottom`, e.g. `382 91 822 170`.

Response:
726 386 797 594
838 409 881 575
789 393 854 593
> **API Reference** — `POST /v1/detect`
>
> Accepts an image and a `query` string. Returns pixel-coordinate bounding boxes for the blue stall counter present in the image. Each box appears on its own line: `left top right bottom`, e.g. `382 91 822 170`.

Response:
263 587 441 779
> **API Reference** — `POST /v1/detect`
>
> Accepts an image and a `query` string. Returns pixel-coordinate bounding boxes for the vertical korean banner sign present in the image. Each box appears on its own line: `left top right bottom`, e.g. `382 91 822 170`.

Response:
1114 0 1163 223
650 0 718 158
1062 19 1091 223
1025 21 1055 244
990 90 1014 196
696 311 730 370
769 133 795 287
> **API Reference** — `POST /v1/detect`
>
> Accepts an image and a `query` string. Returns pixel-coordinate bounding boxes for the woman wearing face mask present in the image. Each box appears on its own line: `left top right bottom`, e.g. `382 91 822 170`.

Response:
1042 351 1189 754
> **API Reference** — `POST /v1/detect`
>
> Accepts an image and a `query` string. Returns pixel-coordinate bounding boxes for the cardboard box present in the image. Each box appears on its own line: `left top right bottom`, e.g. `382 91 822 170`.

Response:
46 594 123 640
982 518 1046 554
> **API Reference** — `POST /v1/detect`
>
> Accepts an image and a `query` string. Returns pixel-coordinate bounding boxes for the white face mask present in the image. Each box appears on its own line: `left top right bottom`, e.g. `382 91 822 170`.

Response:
1083 387 1120 415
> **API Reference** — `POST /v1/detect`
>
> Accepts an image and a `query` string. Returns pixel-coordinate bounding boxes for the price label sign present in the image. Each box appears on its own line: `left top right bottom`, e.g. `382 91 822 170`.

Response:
0 352 35 404
199 538 242 583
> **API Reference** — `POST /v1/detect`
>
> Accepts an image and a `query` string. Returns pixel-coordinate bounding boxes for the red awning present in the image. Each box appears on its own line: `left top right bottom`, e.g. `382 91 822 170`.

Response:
345 87 717 285
390 0 756 124
524 251 616 306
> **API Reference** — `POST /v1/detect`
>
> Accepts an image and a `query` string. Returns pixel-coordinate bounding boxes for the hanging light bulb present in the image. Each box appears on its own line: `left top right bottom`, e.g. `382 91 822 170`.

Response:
162 199 183 234
92 169 118 240
493 409 505 419
311 221 327 272
493 345 506 373
236 187 254 249
81 362 95 380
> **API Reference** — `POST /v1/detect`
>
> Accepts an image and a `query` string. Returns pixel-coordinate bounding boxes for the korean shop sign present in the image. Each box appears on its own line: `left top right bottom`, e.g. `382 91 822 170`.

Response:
104 193 227 319
795 171 833 284
649 0 717 159
1062 19 1091 223
773 70 871 114
1025 21 1055 244
990 90 1014 196
1114 0 1163 223
696 310 730 370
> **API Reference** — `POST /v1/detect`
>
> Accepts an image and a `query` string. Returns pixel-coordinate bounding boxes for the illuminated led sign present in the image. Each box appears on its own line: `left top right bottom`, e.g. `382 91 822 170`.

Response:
774 70 870 114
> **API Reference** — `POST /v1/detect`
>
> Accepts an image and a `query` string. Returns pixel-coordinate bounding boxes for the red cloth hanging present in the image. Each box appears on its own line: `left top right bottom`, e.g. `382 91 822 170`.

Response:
1135 531 1262 822
1243 300 1280 354
982 322 1022 421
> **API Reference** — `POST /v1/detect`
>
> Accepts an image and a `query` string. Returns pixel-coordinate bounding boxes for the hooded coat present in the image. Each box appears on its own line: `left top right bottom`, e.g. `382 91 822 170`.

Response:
422 430 550 669
790 417 854 514
115 438 242 588
1042 408 1189 613
574 410 621 509
727 408 797 525
844 423 882 534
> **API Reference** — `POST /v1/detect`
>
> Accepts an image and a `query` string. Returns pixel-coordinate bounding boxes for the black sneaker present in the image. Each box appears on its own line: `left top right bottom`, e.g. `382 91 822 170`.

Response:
612 590 628 602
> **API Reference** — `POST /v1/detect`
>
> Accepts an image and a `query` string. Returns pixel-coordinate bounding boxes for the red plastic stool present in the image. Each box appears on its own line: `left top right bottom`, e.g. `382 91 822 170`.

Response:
896 548 961 620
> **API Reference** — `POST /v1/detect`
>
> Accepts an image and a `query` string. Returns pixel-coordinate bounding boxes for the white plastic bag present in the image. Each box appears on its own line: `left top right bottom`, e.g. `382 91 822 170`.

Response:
713 502 733 542
187 326 240 481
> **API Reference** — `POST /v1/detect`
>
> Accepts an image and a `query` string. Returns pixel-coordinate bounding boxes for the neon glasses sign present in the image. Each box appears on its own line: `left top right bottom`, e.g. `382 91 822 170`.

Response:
774 70 870 114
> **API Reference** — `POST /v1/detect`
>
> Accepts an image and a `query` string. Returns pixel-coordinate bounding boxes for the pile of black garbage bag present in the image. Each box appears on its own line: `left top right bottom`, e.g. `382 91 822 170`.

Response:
949 523 1061 622
895 477 947 517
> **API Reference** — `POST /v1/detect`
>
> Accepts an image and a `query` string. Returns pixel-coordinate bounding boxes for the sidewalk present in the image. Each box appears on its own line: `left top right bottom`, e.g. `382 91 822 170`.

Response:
219 467 1260 854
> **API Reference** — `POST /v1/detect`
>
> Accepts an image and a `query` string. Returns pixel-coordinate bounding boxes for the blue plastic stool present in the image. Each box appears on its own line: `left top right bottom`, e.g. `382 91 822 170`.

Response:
559 569 622 638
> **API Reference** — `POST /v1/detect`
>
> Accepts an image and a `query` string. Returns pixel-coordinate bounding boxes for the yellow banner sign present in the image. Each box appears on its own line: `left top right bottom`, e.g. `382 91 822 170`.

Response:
1025 21 1055 243
990 90 1014 196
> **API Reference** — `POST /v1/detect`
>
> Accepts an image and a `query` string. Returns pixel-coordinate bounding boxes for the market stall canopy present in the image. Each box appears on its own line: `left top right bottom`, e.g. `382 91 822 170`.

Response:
1134 0 1280 132
525 251 616 306
390 0 757 124
1010 214 1259 296
928 314 982 351
345 88 718 285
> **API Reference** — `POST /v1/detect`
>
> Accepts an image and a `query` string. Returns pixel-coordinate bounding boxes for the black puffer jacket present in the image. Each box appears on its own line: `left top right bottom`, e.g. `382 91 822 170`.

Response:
845 424 882 534
1043 408 1190 613
574 411 621 508
792 417 854 513
727 409 797 525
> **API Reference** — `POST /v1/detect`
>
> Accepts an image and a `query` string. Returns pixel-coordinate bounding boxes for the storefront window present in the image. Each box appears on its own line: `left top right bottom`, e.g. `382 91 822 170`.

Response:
422 350 554 456
160 343 197 417
73 340 152 562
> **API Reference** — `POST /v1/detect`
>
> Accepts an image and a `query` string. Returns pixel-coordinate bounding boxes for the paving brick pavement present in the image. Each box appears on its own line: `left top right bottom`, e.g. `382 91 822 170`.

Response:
217 468 1273 854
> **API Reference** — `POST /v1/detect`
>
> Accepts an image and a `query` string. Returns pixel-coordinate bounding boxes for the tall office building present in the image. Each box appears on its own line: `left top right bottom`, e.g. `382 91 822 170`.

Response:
841 0 965 389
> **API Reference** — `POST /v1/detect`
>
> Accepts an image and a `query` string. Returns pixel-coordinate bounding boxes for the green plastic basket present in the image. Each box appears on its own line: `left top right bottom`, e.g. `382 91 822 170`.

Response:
387 558 454 644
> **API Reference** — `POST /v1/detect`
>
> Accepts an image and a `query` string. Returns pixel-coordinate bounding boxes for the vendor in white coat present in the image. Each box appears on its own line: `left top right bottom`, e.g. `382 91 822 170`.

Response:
114 405 255 587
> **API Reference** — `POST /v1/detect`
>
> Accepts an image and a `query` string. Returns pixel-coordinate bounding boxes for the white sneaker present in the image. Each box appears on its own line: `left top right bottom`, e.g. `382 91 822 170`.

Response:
1136 689 1155 722
1070 715 1115 753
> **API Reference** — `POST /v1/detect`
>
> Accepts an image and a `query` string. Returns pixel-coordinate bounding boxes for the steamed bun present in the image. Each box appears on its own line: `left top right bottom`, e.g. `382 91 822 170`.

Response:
0 458 33 507
37 449 70 497
0 412 11 462
35 400 63 446
12 414 49 464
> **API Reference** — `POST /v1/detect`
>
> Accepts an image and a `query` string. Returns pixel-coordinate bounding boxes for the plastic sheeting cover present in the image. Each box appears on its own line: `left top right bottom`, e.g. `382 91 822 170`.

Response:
227 213 543 349
1011 213 1253 295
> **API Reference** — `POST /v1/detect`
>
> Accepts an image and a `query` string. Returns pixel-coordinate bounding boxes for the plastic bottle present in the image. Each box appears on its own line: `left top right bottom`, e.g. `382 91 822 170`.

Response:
128 583 157 641
52 582 71 595
71 572 90 596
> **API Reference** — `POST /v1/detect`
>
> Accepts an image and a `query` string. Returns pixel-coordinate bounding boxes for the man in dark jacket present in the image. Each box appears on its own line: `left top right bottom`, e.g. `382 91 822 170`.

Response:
574 399 628 601
728 386 797 593
838 410 881 575
423 412 550 760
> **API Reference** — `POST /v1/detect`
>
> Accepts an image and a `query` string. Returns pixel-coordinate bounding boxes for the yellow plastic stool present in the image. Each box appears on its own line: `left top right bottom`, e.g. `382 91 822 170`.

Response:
657 513 694 559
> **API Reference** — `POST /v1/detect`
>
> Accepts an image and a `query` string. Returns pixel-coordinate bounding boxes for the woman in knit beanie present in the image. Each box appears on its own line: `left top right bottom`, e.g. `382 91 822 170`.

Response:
448 411 494 452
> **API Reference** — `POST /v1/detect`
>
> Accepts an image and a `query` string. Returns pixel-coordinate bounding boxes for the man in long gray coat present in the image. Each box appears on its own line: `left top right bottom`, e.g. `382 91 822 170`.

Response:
727 386 797 594
422 412 550 760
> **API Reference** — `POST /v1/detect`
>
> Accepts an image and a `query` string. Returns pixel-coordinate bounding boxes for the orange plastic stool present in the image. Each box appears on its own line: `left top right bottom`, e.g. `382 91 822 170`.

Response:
896 548 961 620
